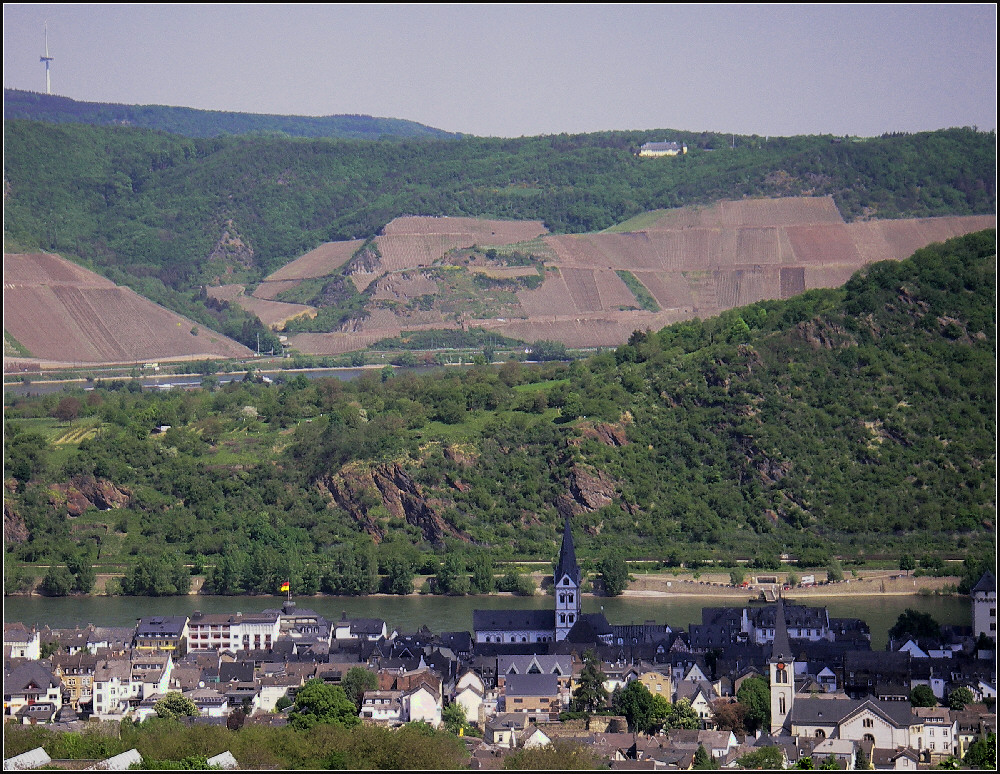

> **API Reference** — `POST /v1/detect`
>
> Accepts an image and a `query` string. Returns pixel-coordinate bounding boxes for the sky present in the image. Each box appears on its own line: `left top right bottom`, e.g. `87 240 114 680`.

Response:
3 3 997 138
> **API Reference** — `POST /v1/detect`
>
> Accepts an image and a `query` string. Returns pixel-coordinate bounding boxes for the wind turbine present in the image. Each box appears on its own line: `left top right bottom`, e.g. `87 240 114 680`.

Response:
40 21 54 94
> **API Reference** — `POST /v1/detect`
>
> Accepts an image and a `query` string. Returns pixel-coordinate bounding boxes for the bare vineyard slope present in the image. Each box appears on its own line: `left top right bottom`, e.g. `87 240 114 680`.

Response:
4 253 254 368
282 200 995 354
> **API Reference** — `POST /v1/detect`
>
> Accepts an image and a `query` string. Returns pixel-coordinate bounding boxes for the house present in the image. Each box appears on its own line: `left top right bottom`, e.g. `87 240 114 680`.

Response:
404 682 442 727
972 571 996 644
503 673 560 722
51 652 98 711
637 669 672 700
187 611 280 652
131 653 173 699
913 707 957 760
189 687 229 718
3 623 40 660
454 670 487 725
638 141 687 157
333 613 389 642
361 690 404 724
3 662 63 721
134 616 188 652
206 751 240 770
483 713 528 748
92 657 136 717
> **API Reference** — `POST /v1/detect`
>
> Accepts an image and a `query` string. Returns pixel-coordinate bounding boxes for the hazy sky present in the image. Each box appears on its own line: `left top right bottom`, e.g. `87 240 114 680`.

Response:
3 4 996 138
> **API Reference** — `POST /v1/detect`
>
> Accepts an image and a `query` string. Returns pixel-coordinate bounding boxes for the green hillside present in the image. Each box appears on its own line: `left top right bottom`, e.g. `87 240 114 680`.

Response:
4 231 994 595
4 120 993 351
3 88 462 140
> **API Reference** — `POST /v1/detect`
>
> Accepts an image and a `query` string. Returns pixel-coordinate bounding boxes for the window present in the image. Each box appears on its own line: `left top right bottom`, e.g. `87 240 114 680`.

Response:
863 734 875 744
863 718 874 728
779 696 786 714
815 729 826 739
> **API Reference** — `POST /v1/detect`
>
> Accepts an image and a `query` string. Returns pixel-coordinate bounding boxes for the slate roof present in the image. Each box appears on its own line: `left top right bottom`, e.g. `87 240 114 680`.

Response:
472 609 554 632
972 571 995 594
504 673 560 698
790 696 916 728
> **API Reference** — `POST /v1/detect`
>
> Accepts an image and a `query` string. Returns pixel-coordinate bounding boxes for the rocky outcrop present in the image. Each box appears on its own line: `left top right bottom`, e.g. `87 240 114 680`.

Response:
4 500 29 544
319 461 470 546
556 464 618 519
48 476 131 516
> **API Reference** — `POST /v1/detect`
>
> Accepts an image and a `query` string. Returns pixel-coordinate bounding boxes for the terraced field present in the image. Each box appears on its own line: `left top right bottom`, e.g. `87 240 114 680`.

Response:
3 253 253 367
281 200 994 354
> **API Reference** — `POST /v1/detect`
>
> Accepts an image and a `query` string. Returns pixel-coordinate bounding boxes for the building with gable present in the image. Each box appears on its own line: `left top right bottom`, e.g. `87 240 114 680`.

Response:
971 571 996 644
473 518 582 645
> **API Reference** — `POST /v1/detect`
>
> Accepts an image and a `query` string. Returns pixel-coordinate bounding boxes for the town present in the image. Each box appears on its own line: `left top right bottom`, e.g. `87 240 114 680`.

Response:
4 525 996 770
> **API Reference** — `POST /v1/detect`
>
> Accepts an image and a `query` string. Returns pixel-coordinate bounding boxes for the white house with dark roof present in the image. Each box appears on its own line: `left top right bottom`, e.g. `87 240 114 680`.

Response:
638 141 688 157
3 623 40 660
790 696 922 750
971 571 996 644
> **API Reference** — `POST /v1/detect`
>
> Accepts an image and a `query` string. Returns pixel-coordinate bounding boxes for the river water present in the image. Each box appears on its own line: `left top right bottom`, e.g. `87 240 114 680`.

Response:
4 593 969 651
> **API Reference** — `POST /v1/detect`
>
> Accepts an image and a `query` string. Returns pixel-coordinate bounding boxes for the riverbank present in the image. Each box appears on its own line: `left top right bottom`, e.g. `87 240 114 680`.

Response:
18 569 959 600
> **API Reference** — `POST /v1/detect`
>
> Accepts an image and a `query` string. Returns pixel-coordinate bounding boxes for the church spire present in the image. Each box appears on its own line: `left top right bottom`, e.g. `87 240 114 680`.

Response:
770 595 792 663
556 516 580 586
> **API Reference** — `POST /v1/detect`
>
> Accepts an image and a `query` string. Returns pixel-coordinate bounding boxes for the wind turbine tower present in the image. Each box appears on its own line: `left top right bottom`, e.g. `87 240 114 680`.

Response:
40 22 54 94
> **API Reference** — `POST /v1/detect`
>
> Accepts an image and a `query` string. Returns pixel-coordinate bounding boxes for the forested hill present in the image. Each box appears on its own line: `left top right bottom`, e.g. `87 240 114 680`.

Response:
3 119 994 351
3 89 462 140
4 231 995 596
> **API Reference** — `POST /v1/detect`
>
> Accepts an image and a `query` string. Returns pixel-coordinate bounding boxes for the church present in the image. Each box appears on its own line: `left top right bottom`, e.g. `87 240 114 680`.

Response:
472 519 612 645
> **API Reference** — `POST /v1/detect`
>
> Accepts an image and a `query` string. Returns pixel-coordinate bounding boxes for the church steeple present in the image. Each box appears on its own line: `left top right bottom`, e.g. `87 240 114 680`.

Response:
556 516 581 586
769 596 795 734
554 517 581 641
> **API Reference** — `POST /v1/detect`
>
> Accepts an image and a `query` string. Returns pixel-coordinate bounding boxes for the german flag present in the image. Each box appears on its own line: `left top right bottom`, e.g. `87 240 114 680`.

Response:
279 580 290 593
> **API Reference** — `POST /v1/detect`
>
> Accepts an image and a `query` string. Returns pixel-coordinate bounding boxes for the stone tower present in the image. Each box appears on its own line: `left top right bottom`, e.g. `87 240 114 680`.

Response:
554 517 582 642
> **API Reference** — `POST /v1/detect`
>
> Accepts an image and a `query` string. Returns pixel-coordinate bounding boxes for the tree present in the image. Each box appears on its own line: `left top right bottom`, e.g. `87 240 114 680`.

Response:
730 568 745 586
613 680 657 733
663 698 700 730
40 565 74 596
469 554 494 594
712 699 748 735
154 692 199 719
693 743 718 769
572 650 608 713
796 757 815 769
910 685 938 707
442 702 468 735
899 553 916 573
890 609 941 641
599 554 630 596
947 686 975 711
737 747 785 769
503 739 601 769
341 666 378 710
52 396 81 424
289 678 360 730
963 733 996 769
737 675 771 732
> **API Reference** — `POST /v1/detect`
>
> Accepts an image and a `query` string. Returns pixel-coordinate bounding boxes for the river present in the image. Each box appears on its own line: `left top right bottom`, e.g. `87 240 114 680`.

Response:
4 592 969 651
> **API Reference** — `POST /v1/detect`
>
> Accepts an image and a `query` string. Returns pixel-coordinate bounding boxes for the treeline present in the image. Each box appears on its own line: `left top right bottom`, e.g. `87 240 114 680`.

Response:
4 88 462 140
3 119 994 341
3 231 996 594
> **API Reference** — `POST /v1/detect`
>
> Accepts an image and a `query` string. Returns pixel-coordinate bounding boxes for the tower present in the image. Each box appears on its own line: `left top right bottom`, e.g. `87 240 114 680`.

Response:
554 517 581 641
769 597 795 734
40 22 54 95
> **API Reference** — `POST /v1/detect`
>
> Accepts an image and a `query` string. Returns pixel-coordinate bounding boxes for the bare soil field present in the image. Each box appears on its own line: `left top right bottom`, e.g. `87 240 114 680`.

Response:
278 203 992 354
4 253 253 365
265 239 365 281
